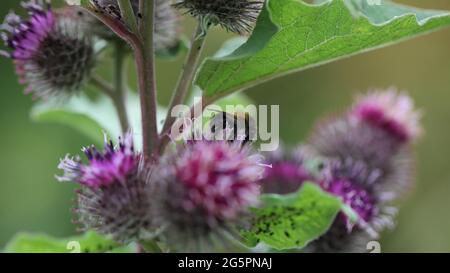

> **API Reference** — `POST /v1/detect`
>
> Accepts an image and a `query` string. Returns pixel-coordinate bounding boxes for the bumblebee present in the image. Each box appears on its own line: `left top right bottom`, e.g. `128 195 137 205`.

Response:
209 110 257 146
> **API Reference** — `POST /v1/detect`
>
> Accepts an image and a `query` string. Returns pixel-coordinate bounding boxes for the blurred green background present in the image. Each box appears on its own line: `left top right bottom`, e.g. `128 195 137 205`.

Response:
1 0 450 252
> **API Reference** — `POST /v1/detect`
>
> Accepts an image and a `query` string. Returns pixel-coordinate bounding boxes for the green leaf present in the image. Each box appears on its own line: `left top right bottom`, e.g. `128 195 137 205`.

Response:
4 231 134 253
30 92 167 149
241 182 342 251
31 94 121 145
32 110 108 145
196 0 450 100
188 35 256 124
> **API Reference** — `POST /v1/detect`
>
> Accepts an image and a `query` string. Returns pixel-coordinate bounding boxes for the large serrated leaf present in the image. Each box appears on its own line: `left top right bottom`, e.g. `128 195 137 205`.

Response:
196 0 450 100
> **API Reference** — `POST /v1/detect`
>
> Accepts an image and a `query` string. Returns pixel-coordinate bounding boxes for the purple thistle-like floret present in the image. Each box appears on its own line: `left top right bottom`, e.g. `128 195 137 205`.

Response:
322 159 396 234
80 136 137 187
58 134 139 188
174 141 262 220
260 147 313 194
1 1 95 99
58 134 156 242
306 158 398 253
153 140 264 251
1 2 55 60
351 89 422 144
265 162 309 185
322 179 375 229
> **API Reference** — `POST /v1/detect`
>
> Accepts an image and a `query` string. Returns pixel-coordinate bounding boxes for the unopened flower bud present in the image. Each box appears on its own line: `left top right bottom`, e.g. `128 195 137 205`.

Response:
174 0 263 34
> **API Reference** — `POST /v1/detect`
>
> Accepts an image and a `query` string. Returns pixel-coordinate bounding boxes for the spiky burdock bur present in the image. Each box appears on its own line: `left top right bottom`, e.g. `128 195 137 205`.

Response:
57 134 155 243
91 0 181 52
152 140 264 252
309 89 420 196
174 0 264 34
304 89 421 252
0 1 96 100
309 117 414 194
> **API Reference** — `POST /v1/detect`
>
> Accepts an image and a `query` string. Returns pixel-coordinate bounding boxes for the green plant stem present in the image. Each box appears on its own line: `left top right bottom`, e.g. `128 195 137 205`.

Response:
91 75 115 97
113 42 130 133
81 6 140 47
161 23 207 137
134 0 158 163
117 0 138 33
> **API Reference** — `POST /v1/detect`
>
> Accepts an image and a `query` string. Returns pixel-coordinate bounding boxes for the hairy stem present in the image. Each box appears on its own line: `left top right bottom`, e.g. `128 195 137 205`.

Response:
134 0 158 163
117 0 138 33
81 6 140 47
161 23 207 136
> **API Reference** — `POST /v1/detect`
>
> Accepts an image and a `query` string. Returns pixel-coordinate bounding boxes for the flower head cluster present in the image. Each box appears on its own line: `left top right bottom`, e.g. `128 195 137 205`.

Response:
92 0 181 52
174 0 264 34
302 90 420 252
1 1 96 99
305 89 420 252
152 140 264 251
310 90 419 195
57 137 264 249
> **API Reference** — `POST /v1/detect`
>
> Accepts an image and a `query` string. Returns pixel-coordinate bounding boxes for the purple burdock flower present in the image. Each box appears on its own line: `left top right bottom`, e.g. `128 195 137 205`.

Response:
58 134 138 187
304 89 422 252
153 140 264 251
324 179 375 227
57 134 154 242
321 159 390 233
1 1 96 99
260 146 314 195
306 159 397 253
351 89 422 144
308 89 420 197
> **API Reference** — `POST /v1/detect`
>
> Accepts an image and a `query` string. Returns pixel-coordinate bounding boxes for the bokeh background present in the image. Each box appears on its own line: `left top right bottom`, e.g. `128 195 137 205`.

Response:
1 0 450 252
